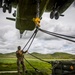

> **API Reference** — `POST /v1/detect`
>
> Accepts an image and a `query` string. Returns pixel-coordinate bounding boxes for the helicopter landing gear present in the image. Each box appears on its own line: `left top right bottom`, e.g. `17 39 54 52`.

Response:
2 0 12 13
8 4 12 13
3 4 6 13
50 2 60 20
55 11 59 20
50 10 60 20
50 11 55 19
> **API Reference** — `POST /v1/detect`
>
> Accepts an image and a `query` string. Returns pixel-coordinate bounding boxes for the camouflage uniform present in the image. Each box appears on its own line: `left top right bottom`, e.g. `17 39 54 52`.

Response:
16 46 27 74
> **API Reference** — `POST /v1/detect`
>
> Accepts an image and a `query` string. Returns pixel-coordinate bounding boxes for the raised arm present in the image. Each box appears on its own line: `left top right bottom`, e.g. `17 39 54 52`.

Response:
22 50 28 53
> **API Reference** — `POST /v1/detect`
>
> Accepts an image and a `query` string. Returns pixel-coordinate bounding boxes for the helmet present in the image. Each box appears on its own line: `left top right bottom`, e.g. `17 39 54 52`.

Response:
18 46 21 50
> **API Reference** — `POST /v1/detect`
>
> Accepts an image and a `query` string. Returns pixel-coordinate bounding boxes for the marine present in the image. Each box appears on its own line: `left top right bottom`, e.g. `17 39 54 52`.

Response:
16 46 28 75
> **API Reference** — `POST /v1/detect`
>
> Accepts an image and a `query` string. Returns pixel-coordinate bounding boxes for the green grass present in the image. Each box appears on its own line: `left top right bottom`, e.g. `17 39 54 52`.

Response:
0 58 52 75
0 52 75 75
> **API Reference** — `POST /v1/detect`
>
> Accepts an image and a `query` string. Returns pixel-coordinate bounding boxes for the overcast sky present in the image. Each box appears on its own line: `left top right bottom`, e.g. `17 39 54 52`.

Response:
0 3 75 54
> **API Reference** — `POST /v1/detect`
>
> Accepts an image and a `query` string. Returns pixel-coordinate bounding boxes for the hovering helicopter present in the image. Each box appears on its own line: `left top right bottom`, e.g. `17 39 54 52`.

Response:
0 0 74 38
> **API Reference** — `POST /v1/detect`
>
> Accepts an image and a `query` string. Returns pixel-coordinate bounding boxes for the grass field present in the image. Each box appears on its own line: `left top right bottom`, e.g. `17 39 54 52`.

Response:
0 58 52 75
0 52 75 75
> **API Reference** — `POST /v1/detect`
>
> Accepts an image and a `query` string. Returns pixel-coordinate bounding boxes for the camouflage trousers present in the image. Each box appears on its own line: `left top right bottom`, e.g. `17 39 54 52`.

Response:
17 59 26 74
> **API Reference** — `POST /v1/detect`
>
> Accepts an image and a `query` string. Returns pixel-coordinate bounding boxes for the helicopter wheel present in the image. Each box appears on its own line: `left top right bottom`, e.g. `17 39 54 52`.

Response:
3 4 6 13
55 12 59 20
50 11 55 19
8 4 12 13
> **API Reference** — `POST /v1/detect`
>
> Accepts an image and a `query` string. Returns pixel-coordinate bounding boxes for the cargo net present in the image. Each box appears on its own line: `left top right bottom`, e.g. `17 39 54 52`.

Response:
51 61 75 75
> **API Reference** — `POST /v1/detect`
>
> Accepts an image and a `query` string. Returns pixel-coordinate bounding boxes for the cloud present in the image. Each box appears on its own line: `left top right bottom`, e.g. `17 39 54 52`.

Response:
0 5 75 54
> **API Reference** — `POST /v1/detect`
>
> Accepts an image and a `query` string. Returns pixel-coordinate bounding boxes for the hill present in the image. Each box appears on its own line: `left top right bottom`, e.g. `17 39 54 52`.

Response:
0 52 75 59
31 52 75 59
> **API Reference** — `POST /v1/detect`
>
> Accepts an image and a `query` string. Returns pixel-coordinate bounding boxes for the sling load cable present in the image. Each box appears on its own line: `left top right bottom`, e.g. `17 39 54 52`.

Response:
42 30 75 39
25 28 38 51
22 28 41 72
38 28 75 43
28 52 59 70
25 29 53 69
22 28 38 50
28 52 64 70
24 31 41 73
23 27 53 71
22 30 57 71
24 57 40 72
28 52 52 64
